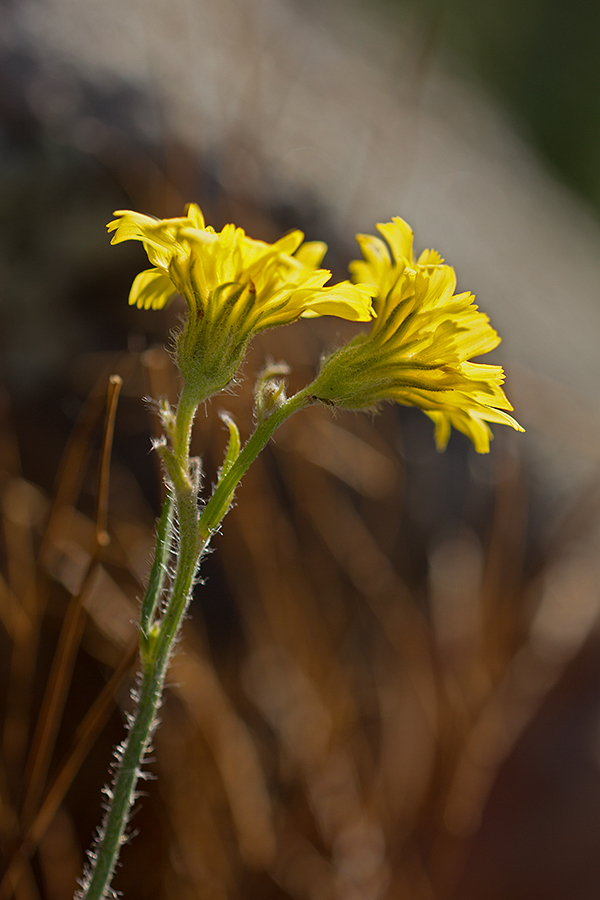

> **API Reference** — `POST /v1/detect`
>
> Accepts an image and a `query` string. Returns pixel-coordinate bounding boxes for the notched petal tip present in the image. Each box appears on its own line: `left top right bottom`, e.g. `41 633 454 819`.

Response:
129 268 175 310
185 202 206 229
377 217 415 262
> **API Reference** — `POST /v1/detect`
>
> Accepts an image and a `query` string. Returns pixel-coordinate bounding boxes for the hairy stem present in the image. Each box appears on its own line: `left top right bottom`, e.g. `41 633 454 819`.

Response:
78 386 313 900
139 490 174 643
79 486 199 900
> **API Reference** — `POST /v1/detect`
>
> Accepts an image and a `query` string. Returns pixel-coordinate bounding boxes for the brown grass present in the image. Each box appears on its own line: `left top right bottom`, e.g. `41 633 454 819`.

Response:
1 331 599 900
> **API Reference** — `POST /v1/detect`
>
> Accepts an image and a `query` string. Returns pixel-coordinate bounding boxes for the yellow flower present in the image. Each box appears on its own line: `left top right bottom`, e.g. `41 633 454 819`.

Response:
108 204 376 324
108 204 376 403
311 217 523 453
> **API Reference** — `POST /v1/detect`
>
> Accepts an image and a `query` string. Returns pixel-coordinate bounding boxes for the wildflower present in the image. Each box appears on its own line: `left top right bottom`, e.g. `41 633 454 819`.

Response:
108 204 376 403
310 217 523 453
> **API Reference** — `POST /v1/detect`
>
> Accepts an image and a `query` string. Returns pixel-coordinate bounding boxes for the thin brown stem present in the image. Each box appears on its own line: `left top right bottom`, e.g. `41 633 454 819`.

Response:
95 375 122 547
20 375 123 832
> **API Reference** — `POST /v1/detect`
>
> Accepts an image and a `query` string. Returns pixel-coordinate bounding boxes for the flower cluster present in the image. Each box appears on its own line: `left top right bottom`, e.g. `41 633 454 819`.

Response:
311 217 523 453
110 205 522 453
108 205 376 403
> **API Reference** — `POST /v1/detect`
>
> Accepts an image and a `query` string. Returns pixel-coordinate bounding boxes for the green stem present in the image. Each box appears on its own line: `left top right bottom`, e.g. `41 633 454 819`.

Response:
80 487 199 900
78 385 313 900
139 490 174 644
78 663 164 899
199 386 313 538
171 381 200 468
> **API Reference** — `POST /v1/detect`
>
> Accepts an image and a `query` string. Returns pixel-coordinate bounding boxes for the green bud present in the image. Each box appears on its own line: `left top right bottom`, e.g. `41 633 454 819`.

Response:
254 360 291 422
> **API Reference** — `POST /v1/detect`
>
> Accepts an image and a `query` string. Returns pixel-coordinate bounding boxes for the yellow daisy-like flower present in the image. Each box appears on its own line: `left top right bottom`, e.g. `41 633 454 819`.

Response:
311 216 523 453
108 204 376 403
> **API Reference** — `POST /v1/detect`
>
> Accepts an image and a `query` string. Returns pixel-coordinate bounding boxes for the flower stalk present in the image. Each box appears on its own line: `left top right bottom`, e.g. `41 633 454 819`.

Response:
78 384 313 900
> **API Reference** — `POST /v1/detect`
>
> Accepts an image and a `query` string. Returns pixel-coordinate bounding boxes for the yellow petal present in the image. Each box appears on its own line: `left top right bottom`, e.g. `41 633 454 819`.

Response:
299 282 376 321
377 217 414 262
129 268 176 310
185 203 205 229
417 248 445 266
294 241 327 268
272 230 305 256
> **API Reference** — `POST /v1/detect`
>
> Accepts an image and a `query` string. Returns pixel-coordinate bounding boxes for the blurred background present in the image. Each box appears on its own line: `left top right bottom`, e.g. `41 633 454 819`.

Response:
2 0 600 898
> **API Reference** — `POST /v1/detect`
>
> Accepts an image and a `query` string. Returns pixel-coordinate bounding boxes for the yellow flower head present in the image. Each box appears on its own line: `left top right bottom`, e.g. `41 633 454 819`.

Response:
108 204 376 402
311 216 523 453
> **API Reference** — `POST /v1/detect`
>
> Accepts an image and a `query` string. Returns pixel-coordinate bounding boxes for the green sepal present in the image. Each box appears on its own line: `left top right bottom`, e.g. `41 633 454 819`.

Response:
218 412 241 478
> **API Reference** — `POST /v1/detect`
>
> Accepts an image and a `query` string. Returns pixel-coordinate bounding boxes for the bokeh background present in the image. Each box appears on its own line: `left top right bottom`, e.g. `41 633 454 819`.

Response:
2 1 600 899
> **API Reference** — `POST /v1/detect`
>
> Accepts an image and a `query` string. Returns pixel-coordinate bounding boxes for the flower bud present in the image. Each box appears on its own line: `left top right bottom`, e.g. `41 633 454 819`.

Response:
254 360 291 422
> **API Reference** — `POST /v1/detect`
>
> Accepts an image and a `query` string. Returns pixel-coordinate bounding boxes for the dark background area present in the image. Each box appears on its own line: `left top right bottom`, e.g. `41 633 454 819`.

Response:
2 2 600 899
